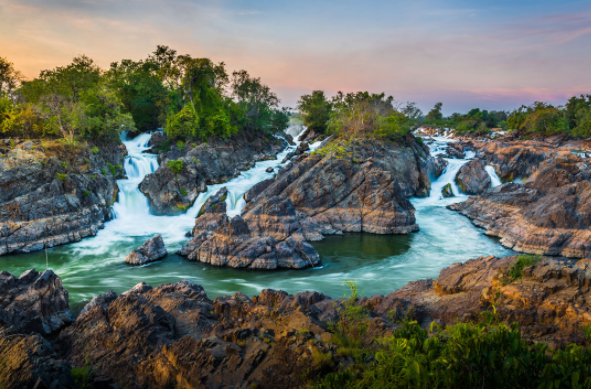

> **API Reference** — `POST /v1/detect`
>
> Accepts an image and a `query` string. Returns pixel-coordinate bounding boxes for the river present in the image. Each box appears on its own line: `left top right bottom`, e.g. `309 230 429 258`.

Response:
0 132 513 311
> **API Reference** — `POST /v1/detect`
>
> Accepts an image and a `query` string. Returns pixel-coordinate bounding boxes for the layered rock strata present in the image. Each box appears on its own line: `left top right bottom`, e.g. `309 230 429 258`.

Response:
0 139 125 256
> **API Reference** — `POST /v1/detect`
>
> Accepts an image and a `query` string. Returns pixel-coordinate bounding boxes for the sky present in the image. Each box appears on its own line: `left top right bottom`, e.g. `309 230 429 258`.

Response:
1 0 590 115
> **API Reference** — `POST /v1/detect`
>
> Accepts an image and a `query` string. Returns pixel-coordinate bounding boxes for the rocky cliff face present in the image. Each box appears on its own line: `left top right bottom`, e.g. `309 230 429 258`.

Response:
0 138 126 256
4 253 591 388
178 136 434 270
138 130 287 215
450 154 591 257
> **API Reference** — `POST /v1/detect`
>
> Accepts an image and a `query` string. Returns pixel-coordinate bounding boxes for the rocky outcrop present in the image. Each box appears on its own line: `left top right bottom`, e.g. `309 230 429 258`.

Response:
0 269 71 335
126 235 168 265
459 138 575 182
444 142 466 159
455 159 491 194
441 183 454 197
450 155 591 257
367 254 591 347
179 136 434 269
139 130 287 215
179 188 320 269
427 156 448 178
0 138 126 256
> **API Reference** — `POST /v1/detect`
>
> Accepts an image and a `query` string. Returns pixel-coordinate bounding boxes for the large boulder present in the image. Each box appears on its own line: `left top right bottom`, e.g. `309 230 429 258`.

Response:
0 269 71 335
455 159 491 195
126 235 168 266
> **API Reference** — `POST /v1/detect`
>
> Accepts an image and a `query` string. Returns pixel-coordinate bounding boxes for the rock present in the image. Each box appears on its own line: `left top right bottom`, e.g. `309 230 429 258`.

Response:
244 179 273 203
455 159 491 194
441 183 454 197
266 167 274 173
281 141 311 163
0 139 126 256
444 142 465 159
139 129 287 215
0 331 75 389
428 156 448 178
126 235 168 266
179 213 321 269
450 155 591 257
0 269 71 335
198 187 228 217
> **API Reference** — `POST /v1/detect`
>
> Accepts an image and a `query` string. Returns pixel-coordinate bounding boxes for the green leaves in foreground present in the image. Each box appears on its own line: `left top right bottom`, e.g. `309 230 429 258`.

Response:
312 282 591 389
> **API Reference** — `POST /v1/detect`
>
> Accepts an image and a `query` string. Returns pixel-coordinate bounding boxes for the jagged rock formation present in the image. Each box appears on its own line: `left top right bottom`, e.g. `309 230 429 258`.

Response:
428 156 448 178
368 254 591 347
444 142 466 159
0 269 71 335
455 159 491 194
126 234 168 265
179 188 320 269
139 130 287 215
0 139 126 256
450 155 591 257
4 254 591 388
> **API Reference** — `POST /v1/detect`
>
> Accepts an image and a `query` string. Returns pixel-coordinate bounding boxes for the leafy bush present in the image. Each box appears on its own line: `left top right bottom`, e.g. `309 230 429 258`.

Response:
180 188 188 196
101 167 109 175
71 366 93 389
176 140 186 150
91 146 99 154
505 255 542 283
56 173 68 181
416 136 424 145
167 159 183 174
106 162 120 176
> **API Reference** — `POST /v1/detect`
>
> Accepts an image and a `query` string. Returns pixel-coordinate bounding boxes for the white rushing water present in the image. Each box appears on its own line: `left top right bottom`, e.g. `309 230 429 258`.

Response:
485 165 502 187
71 129 317 258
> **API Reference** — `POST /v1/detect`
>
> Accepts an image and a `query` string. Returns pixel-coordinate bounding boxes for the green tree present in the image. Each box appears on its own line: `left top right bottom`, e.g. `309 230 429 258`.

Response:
425 102 443 124
297 90 332 133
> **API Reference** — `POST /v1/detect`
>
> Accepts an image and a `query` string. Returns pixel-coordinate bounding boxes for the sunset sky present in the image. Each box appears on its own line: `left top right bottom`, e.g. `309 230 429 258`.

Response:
1 0 590 114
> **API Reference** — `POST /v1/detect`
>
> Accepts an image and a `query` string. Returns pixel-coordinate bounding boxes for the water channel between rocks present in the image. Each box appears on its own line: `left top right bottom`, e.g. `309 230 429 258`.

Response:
0 133 514 311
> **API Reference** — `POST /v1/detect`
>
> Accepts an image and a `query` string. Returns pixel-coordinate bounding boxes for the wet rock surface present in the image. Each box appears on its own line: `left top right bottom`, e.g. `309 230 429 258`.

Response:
441 183 454 197
455 159 491 194
125 234 168 266
139 129 287 215
450 154 591 257
0 139 126 256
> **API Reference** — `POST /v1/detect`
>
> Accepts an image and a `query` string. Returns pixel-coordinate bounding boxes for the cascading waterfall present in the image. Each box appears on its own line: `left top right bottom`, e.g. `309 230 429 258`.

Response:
485 165 502 187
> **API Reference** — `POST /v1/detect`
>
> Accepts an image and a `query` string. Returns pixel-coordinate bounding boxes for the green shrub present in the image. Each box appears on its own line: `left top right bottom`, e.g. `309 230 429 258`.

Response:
61 161 68 169
90 175 96 179
71 366 93 389
106 162 121 176
9 139 15 148
91 146 99 154
101 168 109 175
180 188 188 196
416 136 424 145
83 190 92 196
167 159 183 174
56 173 68 181
176 140 186 151
505 255 542 283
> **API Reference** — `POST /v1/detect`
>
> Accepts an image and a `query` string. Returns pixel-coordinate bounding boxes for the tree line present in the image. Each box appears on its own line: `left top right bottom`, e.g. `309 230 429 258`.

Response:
297 90 591 139
0 47 289 143
422 97 591 137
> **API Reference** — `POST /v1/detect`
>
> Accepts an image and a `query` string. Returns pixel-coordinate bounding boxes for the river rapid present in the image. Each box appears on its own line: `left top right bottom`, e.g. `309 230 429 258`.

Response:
0 132 513 311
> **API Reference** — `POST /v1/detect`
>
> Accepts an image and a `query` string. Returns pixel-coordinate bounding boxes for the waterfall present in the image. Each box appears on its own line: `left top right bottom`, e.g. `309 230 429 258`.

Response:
485 165 502 187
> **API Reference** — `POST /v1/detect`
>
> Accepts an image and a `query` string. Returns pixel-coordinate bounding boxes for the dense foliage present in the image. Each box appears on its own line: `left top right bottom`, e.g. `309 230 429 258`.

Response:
297 91 418 140
310 282 591 389
422 97 591 138
0 47 289 142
